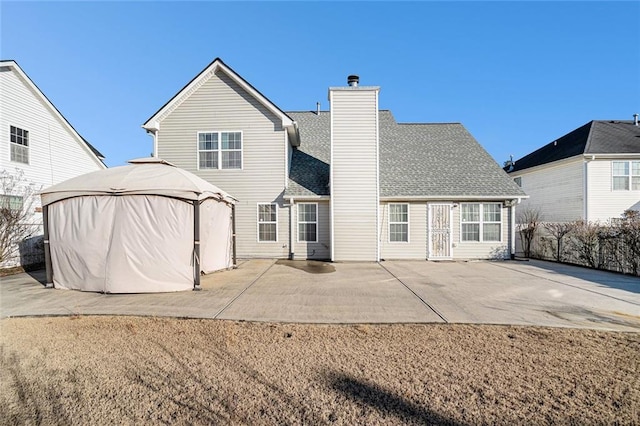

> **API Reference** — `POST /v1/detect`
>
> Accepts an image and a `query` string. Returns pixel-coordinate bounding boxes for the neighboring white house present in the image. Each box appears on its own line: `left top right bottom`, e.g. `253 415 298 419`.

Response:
0 60 106 268
144 58 525 261
506 119 640 223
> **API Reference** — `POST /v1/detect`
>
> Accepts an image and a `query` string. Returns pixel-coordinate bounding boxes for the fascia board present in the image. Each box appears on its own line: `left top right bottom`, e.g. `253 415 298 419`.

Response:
3 60 106 168
379 195 530 202
508 154 584 176
142 59 293 131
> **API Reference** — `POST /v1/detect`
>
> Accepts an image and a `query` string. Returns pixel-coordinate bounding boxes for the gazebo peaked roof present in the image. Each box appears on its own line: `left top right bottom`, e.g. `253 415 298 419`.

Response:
40 158 237 206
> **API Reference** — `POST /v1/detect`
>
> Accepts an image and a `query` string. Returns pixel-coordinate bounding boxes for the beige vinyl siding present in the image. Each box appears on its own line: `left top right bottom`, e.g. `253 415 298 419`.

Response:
586 159 640 222
511 157 584 223
380 203 427 260
157 70 288 258
293 201 330 260
451 203 510 259
330 88 379 261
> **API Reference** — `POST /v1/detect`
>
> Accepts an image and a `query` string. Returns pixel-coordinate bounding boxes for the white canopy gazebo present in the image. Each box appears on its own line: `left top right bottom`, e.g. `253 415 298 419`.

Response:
39 158 236 293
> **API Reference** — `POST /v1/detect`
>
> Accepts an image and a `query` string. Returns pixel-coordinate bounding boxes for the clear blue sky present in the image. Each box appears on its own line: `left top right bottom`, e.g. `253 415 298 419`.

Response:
2 1 639 168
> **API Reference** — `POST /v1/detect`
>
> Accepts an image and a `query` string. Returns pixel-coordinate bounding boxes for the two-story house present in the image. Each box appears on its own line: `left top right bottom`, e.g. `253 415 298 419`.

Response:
506 119 640 223
0 60 106 268
143 58 525 261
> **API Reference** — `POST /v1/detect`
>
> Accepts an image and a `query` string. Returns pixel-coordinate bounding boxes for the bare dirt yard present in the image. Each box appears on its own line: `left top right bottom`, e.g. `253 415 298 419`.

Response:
1 317 638 425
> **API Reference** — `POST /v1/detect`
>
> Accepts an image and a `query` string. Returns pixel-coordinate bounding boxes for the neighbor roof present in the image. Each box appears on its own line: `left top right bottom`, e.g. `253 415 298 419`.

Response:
286 110 525 199
508 120 640 173
0 60 106 163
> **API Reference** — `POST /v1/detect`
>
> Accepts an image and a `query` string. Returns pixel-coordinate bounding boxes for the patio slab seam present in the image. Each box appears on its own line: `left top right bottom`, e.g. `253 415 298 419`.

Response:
378 262 448 323
213 260 276 319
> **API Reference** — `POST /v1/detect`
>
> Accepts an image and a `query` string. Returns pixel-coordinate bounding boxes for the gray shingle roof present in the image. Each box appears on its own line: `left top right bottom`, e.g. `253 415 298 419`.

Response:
286 111 331 196
286 110 525 198
508 120 640 173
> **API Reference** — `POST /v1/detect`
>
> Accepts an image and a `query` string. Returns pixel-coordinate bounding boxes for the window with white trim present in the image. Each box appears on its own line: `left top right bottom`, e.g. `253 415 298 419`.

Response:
10 126 29 164
297 203 317 242
198 131 242 169
389 203 409 242
258 203 277 242
461 203 502 242
612 161 640 191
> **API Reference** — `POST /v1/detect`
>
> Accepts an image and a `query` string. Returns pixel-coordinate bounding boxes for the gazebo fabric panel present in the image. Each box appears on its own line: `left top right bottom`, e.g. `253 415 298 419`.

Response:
199 199 233 274
49 195 194 293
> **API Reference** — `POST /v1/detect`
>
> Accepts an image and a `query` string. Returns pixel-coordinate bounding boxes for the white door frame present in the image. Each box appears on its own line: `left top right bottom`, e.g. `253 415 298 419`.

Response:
428 203 453 260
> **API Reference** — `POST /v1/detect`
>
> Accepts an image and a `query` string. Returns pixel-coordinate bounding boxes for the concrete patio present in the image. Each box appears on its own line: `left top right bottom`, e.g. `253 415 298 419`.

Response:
1 259 639 331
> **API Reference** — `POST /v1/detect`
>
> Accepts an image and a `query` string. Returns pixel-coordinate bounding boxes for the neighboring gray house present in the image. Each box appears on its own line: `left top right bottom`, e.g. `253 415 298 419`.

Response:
143 58 525 261
506 119 640 223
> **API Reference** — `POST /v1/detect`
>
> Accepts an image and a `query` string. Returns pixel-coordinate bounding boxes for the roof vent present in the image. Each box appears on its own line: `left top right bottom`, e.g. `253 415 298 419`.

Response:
347 75 359 87
634 113 639 126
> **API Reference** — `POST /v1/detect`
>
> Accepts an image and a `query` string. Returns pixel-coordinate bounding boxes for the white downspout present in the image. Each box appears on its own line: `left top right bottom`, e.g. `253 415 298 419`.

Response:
146 129 158 157
289 198 295 260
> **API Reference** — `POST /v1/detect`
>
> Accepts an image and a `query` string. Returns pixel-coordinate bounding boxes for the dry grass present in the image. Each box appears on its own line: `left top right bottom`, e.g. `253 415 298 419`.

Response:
1 317 639 425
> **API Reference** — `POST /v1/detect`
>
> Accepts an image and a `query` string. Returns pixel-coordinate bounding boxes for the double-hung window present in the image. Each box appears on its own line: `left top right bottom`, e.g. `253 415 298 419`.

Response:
389 203 409 242
297 203 317 242
258 203 277 242
612 161 640 191
10 126 29 164
0 195 24 211
461 203 502 242
198 131 242 169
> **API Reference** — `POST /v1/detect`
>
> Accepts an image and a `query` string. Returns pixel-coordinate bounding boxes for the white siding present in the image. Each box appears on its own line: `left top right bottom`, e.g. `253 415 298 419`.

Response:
157 70 288 258
0 66 105 267
330 88 379 261
586 158 640 222
0 67 104 190
293 201 330 260
380 202 427 260
511 157 584 223
379 201 510 260
451 203 510 260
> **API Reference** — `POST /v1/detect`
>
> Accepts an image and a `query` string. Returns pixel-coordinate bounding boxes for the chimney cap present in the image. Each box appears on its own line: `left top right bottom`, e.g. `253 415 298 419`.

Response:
347 75 359 87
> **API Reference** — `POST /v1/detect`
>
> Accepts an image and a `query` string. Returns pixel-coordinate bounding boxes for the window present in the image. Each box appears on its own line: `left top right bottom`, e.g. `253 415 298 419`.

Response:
297 203 317 242
198 131 242 169
513 177 522 187
10 126 29 164
258 203 277 242
221 132 242 169
198 132 218 169
0 195 23 211
461 203 502 242
389 203 409 242
612 161 640 191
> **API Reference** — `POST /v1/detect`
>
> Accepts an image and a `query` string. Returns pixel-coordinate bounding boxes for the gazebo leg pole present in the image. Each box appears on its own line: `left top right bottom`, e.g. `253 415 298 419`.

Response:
43 205 53 288
232 204 237 268
193 200 201 291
